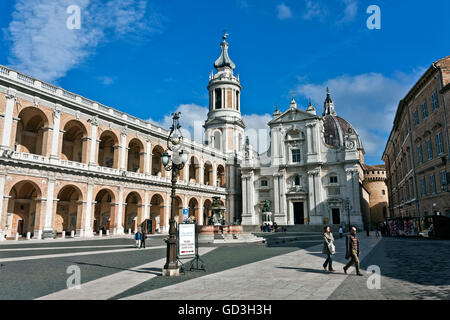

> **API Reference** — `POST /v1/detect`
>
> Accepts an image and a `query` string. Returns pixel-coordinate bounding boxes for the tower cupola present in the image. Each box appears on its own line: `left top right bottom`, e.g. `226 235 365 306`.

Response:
323 87 336 116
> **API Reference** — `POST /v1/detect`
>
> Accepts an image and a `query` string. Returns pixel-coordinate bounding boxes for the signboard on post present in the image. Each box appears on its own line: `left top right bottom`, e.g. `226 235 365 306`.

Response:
178 223 196 257
182 209 189 224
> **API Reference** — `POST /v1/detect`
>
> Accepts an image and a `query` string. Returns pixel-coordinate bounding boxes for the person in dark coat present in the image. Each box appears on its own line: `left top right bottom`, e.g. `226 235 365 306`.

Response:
140 231 146 248
343 226 363 276
322 225 335 272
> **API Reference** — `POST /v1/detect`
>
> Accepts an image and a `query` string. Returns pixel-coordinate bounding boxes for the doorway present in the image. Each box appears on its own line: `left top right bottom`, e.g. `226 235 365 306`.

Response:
293 202 304 224
332 208 340 225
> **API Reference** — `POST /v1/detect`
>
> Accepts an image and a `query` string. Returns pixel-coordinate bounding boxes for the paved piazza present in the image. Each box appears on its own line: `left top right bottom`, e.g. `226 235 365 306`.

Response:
1 233 449 300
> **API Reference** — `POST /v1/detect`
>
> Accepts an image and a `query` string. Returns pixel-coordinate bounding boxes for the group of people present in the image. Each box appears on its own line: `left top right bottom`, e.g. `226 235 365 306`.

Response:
260 222 278 233
134 230 147 249
322 225 363 276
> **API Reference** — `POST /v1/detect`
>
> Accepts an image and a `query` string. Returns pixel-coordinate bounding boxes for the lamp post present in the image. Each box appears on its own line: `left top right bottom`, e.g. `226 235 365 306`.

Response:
161 112 189 277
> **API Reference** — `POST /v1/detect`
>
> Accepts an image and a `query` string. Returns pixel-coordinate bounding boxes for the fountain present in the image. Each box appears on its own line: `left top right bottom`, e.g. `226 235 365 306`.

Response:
198 196 263 243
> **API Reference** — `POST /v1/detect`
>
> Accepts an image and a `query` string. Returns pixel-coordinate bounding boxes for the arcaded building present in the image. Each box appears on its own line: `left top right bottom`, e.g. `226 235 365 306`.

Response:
0 66 232 240
382 56 450 226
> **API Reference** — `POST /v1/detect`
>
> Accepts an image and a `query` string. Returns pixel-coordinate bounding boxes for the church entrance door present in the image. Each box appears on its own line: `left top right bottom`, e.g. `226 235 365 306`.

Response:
332 208 341 225
293 202 304 224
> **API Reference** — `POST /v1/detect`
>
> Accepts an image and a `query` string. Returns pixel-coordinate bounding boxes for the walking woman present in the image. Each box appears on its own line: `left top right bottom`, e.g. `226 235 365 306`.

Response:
322 225 336 272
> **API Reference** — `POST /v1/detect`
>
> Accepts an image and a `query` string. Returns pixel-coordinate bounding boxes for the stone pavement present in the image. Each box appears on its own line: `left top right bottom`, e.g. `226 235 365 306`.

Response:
123 234 381 300
37 247 217 300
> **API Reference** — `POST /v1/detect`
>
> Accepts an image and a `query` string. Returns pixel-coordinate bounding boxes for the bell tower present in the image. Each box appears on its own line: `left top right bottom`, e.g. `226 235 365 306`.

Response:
204 32 245 156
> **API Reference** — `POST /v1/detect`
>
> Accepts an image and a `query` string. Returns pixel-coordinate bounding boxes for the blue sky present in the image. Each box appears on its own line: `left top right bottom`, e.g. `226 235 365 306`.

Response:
0 0 449 164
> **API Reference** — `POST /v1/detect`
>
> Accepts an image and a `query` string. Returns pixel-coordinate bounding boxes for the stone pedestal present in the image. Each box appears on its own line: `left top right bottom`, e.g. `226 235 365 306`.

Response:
162 268 180 277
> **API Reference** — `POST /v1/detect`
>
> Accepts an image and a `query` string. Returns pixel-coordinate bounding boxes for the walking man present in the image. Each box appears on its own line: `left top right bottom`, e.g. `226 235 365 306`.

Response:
343 226 363 276
140 231 146 249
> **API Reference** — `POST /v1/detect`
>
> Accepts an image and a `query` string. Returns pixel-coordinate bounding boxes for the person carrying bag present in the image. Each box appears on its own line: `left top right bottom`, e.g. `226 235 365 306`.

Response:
322 225 336 272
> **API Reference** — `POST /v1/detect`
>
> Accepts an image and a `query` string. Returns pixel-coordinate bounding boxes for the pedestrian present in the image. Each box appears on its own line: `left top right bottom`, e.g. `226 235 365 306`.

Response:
343 226 363 276
366 226 370 237
375 226 380 238
273 221 278 232
322 225 335 272
140 231 146 248
339 226 343 239
134 231 142 248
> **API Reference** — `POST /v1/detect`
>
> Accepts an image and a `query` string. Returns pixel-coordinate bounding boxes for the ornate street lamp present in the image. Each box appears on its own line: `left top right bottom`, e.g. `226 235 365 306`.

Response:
161 112 189 276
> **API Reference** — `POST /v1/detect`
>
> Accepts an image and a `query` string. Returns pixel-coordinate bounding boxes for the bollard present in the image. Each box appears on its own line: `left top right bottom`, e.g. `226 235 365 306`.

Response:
26 232 31 240
61 231 65 239
128 228 131 234
106 230 110 236
70 230 75 238
99 230 103 237
15 233 19 241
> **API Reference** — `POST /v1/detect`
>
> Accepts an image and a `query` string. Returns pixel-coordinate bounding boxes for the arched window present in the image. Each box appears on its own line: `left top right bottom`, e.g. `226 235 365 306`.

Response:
215 89 222 109
294 175 301 186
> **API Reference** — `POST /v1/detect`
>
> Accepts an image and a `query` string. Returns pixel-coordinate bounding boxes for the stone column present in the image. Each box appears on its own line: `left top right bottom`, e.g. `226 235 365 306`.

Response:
164 193 171 233
145 140 151 175
89 117 99 165
1 89 16 150
184 162 189 182
198 196 204 225
84 183 94 237
116 186 125 234
42 179 56 238
212 165 217 187
120 132 127 171
0 174 5 240
144 190 150 220
307 170 318 224
50 107 62 160
199 161 204 185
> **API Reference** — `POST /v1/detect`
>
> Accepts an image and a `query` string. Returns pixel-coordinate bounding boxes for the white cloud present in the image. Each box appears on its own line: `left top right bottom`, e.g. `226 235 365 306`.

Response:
95 76 116 86
243 113 272 153
295 70 423 161
340 0 358 23
5 0 162 82
302 0 327 21
276 3 293 20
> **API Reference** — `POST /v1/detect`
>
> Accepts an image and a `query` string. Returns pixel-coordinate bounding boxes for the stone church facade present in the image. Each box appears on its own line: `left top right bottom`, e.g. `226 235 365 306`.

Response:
240 92 367 230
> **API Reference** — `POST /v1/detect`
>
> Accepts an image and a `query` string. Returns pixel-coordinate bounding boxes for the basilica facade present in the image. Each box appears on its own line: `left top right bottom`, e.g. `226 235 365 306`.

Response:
240 92 366 229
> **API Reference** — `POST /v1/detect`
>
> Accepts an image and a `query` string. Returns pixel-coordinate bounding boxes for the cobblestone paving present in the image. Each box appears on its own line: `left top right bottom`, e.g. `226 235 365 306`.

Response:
328 237 450 300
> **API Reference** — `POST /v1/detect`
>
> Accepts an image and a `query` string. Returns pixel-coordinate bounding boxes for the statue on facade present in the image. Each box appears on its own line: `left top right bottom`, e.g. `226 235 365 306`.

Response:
262 200 271 213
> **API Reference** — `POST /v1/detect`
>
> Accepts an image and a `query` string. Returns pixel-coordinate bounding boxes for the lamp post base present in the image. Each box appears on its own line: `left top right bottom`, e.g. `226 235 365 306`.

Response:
162 267 180 277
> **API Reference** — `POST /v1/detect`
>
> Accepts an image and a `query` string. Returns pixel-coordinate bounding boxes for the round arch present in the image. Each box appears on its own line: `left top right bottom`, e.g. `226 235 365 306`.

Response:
6 180 43 238
188 156 200 183
150 193 165 232
98 130 119 168
94 188 116 234
61 120 88 163
203 161 213 186
151 145 166 178
15 107 50 156
188 197 200 223
55 185 83 236
124 191 143 233
217 164 226 188
127 138 145 173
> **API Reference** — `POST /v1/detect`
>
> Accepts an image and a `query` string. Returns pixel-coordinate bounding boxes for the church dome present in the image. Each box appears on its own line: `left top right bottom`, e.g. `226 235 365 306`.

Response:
323 115 363 149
